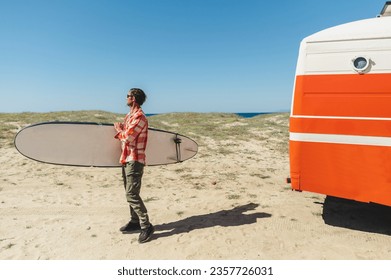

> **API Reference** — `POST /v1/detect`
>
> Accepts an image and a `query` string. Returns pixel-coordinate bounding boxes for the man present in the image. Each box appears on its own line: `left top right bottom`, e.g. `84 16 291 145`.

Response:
114 88 154 243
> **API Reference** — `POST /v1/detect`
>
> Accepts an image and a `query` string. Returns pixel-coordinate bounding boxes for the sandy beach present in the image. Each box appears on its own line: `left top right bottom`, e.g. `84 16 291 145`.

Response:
1 112 391 260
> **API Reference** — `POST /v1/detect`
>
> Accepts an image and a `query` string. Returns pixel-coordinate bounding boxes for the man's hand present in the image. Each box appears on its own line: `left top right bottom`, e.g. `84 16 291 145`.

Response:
114 122 123 132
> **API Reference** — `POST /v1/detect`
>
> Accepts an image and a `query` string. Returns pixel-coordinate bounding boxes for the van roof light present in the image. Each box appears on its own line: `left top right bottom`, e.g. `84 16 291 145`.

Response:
380 1 391 17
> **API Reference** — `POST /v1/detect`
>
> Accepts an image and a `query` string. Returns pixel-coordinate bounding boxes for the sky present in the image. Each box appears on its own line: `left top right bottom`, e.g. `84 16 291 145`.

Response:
0 0 387 114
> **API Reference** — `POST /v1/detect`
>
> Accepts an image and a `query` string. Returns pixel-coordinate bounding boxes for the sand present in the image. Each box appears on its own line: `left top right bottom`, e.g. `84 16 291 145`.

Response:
1 114 391 260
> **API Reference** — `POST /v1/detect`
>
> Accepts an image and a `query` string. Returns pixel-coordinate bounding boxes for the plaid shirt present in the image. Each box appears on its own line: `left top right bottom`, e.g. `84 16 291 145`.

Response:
114 108 148 165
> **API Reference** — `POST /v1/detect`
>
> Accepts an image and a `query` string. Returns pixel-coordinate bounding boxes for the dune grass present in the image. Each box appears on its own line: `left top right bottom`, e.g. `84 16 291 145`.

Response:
0 111 289 153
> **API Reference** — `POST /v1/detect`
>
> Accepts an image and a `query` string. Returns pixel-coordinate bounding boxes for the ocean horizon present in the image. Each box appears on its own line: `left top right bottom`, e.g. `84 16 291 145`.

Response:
0 111 288 119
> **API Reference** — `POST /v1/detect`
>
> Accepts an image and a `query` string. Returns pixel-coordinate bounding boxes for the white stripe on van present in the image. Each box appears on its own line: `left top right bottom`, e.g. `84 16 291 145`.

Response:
290 132 391 147
291 115 391 121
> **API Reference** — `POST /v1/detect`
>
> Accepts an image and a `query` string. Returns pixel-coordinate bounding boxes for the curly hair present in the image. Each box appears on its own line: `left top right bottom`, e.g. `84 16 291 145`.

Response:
129 88 147 106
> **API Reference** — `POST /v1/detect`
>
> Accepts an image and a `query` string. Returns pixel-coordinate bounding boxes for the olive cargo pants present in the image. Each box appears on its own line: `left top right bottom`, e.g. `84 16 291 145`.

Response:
122 161 150 229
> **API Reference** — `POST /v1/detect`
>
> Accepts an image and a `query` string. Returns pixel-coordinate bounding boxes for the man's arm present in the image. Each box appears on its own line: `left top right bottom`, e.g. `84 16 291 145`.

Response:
114 115 147 143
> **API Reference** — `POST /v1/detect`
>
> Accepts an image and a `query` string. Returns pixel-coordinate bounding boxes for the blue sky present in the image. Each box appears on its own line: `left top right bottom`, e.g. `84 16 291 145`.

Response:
0 0 386 114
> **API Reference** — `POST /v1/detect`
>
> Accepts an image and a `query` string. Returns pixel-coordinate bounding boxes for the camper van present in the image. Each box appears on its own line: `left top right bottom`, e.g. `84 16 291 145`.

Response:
289 2 391 206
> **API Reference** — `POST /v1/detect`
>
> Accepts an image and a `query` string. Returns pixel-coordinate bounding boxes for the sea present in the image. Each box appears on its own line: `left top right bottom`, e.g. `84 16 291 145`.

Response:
235 112 271 118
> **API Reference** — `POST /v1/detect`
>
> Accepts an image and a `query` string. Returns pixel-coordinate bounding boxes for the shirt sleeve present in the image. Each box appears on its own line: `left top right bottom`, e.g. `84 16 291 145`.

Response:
114 114 147 143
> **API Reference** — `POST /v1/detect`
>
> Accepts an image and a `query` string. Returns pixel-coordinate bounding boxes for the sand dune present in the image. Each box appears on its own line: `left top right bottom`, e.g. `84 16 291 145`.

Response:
1 113 391 260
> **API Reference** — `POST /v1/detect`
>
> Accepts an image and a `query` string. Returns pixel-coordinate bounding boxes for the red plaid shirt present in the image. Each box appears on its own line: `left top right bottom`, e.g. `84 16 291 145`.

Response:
114 108 148 165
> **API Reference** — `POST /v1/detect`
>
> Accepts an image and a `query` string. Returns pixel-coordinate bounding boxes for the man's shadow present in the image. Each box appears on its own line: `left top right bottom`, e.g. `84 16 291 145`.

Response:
322 196 391 236
151 203 271 241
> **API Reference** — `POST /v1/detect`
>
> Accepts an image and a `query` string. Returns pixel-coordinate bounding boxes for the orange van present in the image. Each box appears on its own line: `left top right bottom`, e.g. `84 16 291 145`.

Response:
289 2 391 206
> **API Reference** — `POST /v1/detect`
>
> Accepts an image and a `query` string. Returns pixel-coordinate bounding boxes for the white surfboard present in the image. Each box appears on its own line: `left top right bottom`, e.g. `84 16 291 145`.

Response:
14 122 198 167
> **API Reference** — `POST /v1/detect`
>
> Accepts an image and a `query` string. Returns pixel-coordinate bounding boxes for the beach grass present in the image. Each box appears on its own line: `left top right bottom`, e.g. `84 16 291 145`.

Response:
0 111 289 153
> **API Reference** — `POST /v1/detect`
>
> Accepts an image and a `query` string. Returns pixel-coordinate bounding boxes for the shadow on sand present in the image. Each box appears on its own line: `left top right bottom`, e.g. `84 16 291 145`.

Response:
322 196 391 236
151 203 271 241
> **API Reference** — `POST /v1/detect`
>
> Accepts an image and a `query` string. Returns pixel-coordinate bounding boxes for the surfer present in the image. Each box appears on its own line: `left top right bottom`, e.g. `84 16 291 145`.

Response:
114 88 154 243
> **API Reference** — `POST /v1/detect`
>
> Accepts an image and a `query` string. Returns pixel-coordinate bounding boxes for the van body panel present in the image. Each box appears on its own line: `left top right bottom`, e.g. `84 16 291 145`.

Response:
289 11 391 206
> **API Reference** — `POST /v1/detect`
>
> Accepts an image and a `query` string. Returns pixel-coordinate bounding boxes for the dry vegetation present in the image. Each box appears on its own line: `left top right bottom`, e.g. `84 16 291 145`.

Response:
3 110 390 260
0 110 289 154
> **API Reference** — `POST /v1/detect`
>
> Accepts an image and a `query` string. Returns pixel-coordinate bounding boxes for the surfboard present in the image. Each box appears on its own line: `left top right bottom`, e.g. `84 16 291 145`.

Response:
14 121 198 167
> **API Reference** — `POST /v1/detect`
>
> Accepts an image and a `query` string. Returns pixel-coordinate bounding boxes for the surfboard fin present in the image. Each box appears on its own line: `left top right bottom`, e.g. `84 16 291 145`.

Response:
173 135 182 162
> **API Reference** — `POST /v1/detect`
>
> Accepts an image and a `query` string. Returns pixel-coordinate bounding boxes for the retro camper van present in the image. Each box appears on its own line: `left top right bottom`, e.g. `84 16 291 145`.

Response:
289 2 391 206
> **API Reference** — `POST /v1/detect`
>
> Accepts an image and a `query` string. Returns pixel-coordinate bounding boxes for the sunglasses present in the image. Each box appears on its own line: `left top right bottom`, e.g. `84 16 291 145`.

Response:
127 94 133 98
